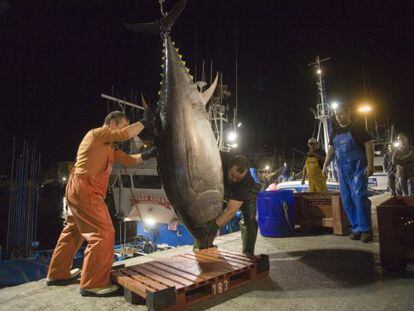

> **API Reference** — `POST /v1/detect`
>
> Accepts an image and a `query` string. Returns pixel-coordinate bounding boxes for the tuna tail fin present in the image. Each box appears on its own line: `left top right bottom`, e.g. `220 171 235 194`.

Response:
201 73 219 106
124 0 187 35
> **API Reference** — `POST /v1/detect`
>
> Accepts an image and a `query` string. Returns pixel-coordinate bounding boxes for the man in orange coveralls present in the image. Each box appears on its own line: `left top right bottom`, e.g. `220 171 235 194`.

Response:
46 110 156 297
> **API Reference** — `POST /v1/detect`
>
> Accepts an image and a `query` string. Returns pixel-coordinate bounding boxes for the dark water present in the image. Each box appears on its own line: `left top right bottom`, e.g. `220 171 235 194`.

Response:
0 182 136 259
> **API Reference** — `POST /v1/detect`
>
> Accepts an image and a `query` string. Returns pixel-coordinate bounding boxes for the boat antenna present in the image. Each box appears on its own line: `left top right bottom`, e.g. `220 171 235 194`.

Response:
158 0 167 17
235 15 239 128
308 55 335 180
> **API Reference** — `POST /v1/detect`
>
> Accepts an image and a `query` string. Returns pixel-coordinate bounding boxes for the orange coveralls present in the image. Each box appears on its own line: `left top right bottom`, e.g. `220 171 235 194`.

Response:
47 127 136 289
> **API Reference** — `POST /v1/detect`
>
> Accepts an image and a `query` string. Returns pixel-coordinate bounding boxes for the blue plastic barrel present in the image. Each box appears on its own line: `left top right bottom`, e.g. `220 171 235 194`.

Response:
257 190 295 237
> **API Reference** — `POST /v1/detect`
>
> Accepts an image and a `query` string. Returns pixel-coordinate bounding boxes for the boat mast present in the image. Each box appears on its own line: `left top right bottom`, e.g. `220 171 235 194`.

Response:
308 56 335 180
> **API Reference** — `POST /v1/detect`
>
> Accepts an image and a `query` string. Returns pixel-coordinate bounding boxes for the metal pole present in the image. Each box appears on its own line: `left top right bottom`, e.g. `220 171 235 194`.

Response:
6 138 16 256
33 153 41 249
101 94 145 111
235 18 238 125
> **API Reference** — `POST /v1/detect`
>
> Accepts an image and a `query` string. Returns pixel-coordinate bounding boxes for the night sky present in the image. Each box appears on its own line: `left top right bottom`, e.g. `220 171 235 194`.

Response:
1 0 414 173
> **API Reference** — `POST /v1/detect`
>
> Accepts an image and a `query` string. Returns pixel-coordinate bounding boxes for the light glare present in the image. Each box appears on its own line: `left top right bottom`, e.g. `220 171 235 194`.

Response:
228 131 237 142
358 105 372 113
144 218 156 227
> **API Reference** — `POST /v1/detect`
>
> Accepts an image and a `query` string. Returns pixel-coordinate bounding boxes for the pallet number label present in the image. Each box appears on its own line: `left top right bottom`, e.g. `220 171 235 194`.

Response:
212 279 229 295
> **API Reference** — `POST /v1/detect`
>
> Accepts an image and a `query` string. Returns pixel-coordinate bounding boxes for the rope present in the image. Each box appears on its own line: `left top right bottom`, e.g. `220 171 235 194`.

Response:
282 200 295 234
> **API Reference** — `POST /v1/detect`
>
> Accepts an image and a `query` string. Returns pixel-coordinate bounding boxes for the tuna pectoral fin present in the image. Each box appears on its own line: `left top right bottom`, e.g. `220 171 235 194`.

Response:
124 0 187 34
201 73 219 106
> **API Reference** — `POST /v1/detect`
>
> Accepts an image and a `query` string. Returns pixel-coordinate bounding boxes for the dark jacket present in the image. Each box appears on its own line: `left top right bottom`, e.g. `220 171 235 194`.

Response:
392 146 414 179
383 151 396 177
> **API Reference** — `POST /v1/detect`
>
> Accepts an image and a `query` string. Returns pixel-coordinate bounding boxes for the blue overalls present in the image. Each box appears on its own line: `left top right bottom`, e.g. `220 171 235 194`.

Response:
333 132 372 233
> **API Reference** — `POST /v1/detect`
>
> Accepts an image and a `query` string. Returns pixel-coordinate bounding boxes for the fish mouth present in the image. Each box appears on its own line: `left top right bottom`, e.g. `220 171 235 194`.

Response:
195 232 216 249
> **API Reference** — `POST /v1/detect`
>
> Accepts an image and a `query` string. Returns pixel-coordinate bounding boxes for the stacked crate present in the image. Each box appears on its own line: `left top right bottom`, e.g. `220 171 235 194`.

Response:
377 197 414 271
294 192 349 235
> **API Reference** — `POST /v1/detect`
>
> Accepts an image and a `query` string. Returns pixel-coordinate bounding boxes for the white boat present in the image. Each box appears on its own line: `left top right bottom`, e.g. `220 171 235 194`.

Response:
109 158 175 225
275 180 340 193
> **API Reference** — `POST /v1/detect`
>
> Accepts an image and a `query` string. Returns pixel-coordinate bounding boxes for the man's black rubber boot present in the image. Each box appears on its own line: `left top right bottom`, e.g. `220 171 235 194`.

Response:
361 231 373 243
349 232 361 240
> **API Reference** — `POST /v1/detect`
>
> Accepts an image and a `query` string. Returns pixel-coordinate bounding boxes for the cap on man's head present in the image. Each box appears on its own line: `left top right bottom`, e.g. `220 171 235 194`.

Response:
308 137 318 144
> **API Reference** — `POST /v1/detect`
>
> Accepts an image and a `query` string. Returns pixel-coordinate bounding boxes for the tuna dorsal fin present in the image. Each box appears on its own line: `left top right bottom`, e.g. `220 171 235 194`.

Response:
141 93 149 110
124 0 187 34
201 73 219 106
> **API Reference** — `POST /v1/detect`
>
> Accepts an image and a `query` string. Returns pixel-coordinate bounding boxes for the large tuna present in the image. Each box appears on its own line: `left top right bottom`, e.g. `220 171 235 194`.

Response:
125 0 223 246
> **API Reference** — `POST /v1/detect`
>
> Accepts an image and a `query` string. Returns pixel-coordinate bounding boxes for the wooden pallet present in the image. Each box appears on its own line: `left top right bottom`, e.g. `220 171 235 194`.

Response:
111 248 269 310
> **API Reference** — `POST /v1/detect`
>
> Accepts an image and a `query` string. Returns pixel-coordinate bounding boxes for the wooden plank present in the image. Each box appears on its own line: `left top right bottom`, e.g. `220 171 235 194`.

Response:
322 217 333 227
204 250 256 266
332 195 347 235
139 262 194 287
179 253 245 272
178 254 234 274
159 257 223 279
146 261 208 284
194 250 253 267
204 249 256 264
120 270 165 291
130 265 186 289
171 254 233 278
123 267 170 291
112 270 153 298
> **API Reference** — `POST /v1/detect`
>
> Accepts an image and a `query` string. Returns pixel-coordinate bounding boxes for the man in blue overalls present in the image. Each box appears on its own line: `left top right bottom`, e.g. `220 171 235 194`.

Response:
323 104 374 242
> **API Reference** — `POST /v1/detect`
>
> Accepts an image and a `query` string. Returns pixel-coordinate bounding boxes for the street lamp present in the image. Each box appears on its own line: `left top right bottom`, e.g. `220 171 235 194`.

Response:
357 104 372 131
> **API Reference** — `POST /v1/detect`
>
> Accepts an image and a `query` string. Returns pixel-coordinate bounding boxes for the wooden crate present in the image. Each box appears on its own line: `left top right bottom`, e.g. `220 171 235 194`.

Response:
294 192 349 235
377 197 414 271
111 248 270 310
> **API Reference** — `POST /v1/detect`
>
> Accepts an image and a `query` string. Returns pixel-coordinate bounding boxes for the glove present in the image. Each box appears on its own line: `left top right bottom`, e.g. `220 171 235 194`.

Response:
141 146 157 161
140 104 157 128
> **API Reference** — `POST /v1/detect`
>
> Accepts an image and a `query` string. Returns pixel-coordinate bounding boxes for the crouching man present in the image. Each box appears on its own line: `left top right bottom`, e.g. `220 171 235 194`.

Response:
196 152 260 256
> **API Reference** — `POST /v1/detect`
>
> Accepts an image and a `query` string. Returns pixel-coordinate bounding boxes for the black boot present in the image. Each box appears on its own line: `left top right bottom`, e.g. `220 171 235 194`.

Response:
361 231 373 243
349 232 361 240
